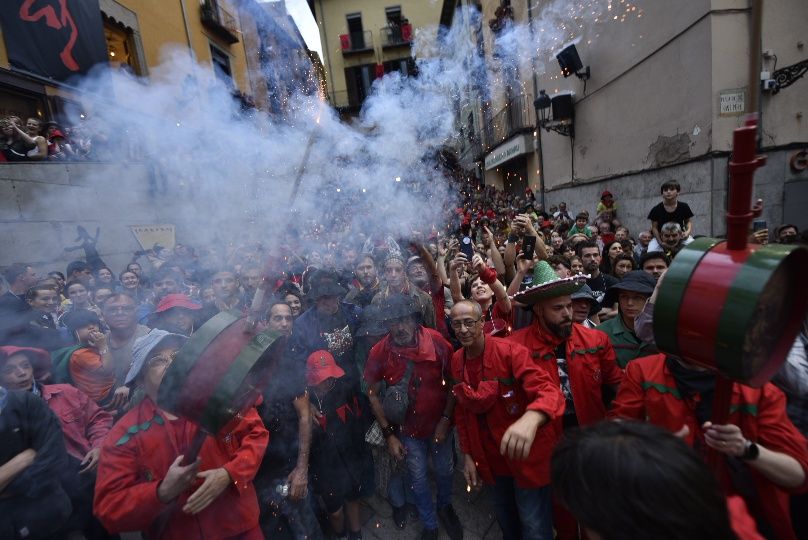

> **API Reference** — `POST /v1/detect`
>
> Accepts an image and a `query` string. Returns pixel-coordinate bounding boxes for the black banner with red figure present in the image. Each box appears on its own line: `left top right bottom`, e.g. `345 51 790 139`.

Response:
0 0 107 81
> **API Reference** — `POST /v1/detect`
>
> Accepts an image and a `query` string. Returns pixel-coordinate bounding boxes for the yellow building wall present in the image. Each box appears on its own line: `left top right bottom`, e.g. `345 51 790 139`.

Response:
316 0 443 104
0 1 250 93
116 0 250 92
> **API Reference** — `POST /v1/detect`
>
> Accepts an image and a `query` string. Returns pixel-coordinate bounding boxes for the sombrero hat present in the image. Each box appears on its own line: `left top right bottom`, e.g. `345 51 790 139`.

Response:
511 261 588 305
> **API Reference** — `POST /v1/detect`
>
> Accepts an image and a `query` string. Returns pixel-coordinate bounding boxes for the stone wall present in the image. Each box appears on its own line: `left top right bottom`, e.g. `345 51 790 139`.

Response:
0 162 177 275
542 148 803 240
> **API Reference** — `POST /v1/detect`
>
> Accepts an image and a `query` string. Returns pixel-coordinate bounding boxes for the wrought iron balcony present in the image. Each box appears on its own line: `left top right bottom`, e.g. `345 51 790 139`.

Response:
380 24 413 48
201 1 239 44
339 31 373 55
483 94 535 149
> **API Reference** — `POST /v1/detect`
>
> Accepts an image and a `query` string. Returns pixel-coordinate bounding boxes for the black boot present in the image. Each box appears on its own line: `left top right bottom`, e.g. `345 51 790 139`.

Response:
420 527 439 540
392 505 407 530
437 504 464 540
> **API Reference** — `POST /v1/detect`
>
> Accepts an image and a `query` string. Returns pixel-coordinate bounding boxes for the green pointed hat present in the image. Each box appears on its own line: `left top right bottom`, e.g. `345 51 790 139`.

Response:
510 260 588 305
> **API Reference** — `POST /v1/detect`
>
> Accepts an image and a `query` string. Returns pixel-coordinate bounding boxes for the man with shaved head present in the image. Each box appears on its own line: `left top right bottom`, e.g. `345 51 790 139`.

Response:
449 299 564 540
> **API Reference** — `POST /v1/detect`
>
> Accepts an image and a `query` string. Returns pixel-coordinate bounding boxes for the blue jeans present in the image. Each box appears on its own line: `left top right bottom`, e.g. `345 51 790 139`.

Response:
490 476 553 540
401 434 455 530
388 461 415 508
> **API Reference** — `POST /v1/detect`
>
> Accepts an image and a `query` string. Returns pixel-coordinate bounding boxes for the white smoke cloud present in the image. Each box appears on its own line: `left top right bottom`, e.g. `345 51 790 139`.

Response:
59 2 620 264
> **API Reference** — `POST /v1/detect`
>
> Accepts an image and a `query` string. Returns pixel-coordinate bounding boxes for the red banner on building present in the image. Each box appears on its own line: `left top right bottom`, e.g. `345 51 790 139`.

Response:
0 0 107 81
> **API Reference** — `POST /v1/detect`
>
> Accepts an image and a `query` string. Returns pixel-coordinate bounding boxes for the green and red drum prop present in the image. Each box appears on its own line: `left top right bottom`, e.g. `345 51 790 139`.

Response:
653 116 808 387
654 238 808 386
157 310 285 435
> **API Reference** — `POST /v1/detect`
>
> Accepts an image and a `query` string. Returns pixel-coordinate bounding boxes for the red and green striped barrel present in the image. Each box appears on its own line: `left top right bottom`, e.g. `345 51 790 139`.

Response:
157 310 286 434
653 238 808 387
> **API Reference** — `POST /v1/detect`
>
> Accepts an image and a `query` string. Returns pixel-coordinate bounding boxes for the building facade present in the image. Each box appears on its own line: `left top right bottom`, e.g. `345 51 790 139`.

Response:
0 0 324 125
442 0 808 236
313 0 444 116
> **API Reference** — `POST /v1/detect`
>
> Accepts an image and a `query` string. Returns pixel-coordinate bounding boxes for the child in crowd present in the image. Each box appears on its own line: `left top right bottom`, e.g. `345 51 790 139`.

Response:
647 180 694 252
566 212 592 239
307 350 374 540
596 190 620 228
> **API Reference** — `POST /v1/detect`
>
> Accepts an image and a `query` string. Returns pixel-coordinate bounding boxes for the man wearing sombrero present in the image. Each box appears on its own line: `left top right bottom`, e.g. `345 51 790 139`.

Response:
508 260 623 539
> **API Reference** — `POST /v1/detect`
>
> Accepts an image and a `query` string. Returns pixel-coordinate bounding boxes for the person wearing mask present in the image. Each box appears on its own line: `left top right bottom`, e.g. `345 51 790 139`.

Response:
94 329 269 539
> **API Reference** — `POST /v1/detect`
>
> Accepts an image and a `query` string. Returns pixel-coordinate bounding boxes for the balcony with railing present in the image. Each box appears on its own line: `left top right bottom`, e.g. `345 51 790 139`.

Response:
339 31 373 55
201 0 239 44
380 24 413 48
482 94 535 150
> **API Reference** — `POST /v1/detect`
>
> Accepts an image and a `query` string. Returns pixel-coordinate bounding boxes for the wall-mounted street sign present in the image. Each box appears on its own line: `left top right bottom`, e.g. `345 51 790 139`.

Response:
719 88 746 116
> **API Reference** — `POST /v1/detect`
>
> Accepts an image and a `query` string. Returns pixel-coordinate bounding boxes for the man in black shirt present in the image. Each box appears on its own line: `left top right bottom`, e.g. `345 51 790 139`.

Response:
576 240 618 320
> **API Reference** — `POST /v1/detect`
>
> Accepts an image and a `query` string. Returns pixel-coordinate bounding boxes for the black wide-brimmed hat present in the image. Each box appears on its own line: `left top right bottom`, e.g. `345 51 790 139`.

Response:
356 305 388 337
378 294 420 322
603 270 656 306
307 271 347 300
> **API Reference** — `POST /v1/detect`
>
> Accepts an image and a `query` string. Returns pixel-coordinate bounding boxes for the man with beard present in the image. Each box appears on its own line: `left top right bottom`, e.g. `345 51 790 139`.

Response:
508 261 622 540
372 251 436 329
364 295 461 540
577 240 618 313
597 271 656 368
344 254 380 309
449 300 564 540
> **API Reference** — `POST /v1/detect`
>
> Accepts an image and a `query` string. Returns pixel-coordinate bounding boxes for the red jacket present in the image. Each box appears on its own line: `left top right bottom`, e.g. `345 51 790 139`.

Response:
94 397 268 539
364 327 453 438
41 383 112 460
509 322 622 428
610 354 808 540
451 337 565 488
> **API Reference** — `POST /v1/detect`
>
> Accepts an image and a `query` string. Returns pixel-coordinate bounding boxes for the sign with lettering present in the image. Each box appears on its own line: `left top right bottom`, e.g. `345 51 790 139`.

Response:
130 224 176 251
485 134 533 170
719 89 746 116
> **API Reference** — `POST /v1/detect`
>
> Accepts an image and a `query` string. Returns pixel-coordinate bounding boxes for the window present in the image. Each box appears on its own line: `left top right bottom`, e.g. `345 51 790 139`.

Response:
209 44 234 88
383 58 417 77
385 6 402 27
346 13 366 50
344 63 375 107
103 16 144 76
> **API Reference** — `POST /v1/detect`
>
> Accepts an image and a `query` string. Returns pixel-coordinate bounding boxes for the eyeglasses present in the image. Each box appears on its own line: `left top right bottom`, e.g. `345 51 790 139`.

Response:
450 318 481 330
147 350 178 368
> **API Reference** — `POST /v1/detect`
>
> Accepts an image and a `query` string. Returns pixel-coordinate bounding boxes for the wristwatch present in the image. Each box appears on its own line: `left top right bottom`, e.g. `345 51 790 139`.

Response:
382 424 396 439
740 440 759 461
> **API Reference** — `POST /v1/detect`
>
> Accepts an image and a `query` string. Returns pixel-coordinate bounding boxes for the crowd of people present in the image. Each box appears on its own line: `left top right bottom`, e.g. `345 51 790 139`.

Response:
1 115 110 162
1 175 807 540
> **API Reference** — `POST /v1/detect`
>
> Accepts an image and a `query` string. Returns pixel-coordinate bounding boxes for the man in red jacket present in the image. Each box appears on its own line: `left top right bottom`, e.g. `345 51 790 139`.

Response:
610 353 808 540
450 300 564 540
364 294 460 540
508 261 623 539
94 329 269 539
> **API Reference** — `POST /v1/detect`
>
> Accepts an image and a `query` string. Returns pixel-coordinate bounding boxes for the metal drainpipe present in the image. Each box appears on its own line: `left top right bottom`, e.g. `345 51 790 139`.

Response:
179 0 195 58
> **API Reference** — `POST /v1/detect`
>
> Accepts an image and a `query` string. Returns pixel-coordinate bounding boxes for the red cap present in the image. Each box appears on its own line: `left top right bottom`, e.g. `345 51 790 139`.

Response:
50 129 66 139
0 346 51 377
306 350 344 386
154 293 202 314
601 190 613 199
